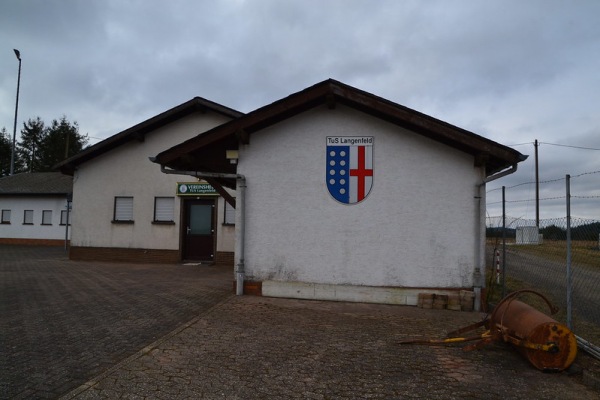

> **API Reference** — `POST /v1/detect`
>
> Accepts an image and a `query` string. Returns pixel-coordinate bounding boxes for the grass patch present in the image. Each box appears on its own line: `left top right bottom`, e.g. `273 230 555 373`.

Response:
487 239 600 268
485 271 600 345
485 273 563 317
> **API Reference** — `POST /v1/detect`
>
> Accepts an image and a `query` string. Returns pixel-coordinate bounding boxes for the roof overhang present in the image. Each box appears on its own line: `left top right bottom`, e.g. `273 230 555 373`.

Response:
0 172 73 195
152 79 527 189
54 97 243 175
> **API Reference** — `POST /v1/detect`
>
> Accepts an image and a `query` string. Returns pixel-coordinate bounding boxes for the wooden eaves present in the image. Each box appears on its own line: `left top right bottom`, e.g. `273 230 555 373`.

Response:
54 97 243 175
152 79 528 190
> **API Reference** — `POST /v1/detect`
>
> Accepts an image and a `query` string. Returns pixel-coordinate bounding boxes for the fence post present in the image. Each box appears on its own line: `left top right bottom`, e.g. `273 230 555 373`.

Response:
502 186 506 298
566 174 573 330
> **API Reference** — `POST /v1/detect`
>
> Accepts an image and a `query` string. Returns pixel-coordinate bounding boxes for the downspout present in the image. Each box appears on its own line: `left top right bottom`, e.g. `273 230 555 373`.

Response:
235 178 246 296
474 163 520 311
152 160 247 296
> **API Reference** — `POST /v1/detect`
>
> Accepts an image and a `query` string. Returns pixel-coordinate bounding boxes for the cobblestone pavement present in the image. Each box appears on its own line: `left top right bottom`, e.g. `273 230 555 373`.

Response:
0 245 232 399
61 296 600 399
3 245 600 399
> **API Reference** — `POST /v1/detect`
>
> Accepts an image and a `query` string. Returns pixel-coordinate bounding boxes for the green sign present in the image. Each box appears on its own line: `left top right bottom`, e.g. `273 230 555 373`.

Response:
177 182 218 196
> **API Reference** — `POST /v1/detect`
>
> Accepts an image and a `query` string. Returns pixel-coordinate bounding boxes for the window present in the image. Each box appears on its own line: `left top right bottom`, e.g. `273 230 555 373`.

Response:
60 210 71 225
23 210 33 225
153 197 175 223
224 201 235 225
1 210 10 224
113 197 134 223
42 210 52 225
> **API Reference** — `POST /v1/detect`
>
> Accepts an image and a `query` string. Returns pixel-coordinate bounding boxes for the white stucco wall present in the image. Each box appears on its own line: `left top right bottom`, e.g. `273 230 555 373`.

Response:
0 195 70 240
71 111 235 252
217 196 236 250
238 105 484 290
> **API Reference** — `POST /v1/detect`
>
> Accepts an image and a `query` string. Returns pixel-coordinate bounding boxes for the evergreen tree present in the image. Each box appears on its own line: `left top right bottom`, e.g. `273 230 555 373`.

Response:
0 127 12 176
539 225 566 240
15 116 88 173
0 127 26 176
17 117 45 173
37 117 88 171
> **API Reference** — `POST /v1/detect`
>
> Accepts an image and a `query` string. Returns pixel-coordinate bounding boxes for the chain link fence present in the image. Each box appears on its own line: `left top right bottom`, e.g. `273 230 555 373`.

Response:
485 215 600 349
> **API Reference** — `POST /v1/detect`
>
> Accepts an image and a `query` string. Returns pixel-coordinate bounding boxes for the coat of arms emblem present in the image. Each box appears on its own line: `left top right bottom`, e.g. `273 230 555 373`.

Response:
326 136 373 204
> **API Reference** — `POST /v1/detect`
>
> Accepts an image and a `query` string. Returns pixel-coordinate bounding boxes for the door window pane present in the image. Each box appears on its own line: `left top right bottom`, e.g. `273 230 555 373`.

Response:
189 204 212 234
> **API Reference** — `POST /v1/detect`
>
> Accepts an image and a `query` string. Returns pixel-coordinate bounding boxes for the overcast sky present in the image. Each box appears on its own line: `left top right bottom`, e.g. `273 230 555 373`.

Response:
1 0 599 221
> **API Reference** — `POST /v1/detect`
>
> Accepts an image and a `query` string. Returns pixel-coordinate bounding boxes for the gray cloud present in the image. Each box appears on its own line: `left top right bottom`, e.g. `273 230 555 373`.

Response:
1 0 599 218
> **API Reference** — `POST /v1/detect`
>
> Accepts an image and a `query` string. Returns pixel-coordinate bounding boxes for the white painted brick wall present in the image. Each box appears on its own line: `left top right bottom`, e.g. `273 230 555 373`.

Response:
238 105 483 289
71 112 235 252
0 196 69 240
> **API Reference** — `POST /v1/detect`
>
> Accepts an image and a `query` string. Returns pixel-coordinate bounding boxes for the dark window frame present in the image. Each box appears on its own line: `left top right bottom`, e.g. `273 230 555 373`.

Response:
112 196 134 224
152 196 175 225
41 210 53 226
1 209 10 224
60 210 71 226
23 210 34 225
223 200 235 226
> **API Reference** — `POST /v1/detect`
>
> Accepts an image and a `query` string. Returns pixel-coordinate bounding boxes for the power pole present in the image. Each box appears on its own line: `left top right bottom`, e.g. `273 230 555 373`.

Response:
535 139 539 228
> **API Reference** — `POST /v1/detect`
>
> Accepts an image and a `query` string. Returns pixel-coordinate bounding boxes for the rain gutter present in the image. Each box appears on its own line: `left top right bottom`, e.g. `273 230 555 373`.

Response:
482 163 520 185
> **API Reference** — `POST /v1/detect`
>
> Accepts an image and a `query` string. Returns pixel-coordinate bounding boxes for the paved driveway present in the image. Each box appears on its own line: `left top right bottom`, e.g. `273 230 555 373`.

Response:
62 296 600 400
0 245 233 399
2 245 599 399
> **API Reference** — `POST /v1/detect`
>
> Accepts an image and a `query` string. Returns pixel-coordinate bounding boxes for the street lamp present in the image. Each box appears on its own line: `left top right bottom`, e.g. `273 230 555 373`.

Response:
10 49 22 176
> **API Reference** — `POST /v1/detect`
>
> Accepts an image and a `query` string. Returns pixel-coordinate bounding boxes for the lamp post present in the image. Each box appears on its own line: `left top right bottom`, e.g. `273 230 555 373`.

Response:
10 49 22 176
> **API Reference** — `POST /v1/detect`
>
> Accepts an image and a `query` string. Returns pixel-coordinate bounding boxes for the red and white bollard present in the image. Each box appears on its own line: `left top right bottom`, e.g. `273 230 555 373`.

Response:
495 249 501 284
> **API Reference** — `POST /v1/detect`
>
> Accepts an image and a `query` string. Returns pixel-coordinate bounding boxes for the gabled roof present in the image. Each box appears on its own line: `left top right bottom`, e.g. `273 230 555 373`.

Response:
0 172 72 195
55 97 243 175
152 79 527 188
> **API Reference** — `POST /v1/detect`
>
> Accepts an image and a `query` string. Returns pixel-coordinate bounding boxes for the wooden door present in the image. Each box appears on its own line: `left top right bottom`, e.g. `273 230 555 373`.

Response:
182 199 215 261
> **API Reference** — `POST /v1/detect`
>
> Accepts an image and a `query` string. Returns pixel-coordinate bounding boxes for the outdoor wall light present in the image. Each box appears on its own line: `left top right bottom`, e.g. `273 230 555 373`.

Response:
226 150 239 164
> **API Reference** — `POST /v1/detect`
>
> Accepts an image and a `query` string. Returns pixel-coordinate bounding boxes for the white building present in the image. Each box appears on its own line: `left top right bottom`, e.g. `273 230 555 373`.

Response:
153 79 527 306
0 172 72 246
56 97 242 263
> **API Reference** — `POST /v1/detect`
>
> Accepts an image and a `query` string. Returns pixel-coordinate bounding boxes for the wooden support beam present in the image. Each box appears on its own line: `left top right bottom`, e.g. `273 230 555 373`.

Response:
236 129 250 145
204 177 236 208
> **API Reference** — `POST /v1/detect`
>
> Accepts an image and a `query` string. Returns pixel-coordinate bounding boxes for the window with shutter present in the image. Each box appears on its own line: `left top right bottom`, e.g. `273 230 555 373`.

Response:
224 200 235 225
23 210 33 225
114 197 134 222
1 210 10 224
60 210 71 225
42 210 52 225
154 197 174 222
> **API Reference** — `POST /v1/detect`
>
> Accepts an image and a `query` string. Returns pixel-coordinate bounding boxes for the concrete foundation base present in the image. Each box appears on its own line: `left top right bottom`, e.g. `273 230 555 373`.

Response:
262 280 466 306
